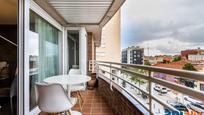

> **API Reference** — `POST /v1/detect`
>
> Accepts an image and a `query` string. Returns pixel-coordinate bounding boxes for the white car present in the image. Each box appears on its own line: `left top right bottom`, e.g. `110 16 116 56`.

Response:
154 85 168 94
187 102 204 114
160 87 168 94
154 85 161 91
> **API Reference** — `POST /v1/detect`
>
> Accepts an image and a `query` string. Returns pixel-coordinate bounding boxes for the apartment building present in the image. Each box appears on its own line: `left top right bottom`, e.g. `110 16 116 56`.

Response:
122 46 144 64
181 48 204 59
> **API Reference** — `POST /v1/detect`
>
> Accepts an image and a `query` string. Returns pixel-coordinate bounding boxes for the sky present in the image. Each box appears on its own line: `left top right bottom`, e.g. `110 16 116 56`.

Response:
121 0 204 56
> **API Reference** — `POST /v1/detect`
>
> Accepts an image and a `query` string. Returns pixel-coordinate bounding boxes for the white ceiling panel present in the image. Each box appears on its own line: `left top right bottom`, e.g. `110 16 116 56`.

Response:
48 0 113 24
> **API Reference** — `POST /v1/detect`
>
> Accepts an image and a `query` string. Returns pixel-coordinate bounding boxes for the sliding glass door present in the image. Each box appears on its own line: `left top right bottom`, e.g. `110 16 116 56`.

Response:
29 10 60 110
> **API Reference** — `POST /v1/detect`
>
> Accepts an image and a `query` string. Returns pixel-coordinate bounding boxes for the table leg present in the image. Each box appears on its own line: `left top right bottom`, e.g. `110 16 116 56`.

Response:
67 85 71 97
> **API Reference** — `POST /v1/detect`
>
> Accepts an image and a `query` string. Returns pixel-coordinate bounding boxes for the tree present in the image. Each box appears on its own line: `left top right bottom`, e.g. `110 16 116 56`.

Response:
173 56 181 62
144 60 151 66
182 63 197 71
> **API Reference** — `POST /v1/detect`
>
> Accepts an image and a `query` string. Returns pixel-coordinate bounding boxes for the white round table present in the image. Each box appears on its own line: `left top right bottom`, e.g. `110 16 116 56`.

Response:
43 74 91 97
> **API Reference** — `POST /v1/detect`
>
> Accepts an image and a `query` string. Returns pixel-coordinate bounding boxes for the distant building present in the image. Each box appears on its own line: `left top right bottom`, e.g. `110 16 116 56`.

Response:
122 46 144 64
188 54 204 61
181 48 204 65
181 48 204 59
144 55 173 65
181 49 198 58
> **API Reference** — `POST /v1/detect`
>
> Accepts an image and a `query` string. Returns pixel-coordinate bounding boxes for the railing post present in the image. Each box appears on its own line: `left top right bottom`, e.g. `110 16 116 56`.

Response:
96 62 99 78
110 63 113 91
148 70 153 115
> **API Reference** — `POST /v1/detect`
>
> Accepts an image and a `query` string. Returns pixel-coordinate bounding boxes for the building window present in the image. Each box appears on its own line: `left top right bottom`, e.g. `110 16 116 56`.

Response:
112 70 117 74
200 84 204 91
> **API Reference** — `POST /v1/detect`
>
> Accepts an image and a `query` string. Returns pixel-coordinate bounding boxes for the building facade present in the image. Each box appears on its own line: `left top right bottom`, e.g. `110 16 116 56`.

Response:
122 46 144 64
96 11 121 63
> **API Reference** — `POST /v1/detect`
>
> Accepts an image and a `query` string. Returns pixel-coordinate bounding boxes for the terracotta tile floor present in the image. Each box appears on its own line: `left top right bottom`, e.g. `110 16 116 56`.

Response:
72 90 113 115
39 90 113 115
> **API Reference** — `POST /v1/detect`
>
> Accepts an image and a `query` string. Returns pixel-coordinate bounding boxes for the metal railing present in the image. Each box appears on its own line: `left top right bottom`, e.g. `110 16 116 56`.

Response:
89 60 204 115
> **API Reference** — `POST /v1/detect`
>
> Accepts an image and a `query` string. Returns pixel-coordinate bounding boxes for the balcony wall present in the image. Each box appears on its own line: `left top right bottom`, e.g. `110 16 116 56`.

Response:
98 78 143 115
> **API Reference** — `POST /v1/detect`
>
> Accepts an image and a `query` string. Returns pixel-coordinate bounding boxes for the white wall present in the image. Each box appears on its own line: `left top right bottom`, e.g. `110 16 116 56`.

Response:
188 54 204 61
79 27 87 75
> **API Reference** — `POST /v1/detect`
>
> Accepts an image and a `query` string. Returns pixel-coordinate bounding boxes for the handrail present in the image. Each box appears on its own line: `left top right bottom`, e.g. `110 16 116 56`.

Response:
90 60 204 115
96 61 204 82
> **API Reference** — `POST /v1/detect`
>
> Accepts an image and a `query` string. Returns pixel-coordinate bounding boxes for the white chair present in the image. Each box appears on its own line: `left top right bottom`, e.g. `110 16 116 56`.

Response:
72 65 79 69
69 69 85 92
68 69 82 75
35 83 81 115
68 69 85 111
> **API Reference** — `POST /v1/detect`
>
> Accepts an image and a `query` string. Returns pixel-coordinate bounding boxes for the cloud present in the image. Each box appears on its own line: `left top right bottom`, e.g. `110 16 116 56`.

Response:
137 37 204 56
121 0 204 55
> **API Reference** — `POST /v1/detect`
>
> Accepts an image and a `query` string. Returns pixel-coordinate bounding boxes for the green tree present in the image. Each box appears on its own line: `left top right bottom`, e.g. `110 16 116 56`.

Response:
144 60 151 66
173 56 181 62
182 63 197 71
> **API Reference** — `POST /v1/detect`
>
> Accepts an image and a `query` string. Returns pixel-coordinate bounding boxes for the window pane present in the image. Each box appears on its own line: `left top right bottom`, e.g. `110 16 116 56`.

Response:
29 10 59 110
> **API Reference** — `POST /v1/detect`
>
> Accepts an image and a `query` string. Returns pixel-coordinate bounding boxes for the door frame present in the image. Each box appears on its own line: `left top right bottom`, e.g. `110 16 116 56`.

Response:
22 0 65 114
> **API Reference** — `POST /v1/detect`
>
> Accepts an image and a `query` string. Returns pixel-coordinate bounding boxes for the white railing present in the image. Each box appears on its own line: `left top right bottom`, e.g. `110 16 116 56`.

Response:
89 60 96 73
90 60 204 115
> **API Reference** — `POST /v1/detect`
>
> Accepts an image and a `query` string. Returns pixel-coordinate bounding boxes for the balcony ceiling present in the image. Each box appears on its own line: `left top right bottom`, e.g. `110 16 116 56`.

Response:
34 0 125 46
48 0 113 24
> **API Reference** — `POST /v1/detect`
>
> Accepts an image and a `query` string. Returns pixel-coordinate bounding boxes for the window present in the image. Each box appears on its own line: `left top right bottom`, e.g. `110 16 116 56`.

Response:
112 70 117 74
200 84 204 91
29 10 60 110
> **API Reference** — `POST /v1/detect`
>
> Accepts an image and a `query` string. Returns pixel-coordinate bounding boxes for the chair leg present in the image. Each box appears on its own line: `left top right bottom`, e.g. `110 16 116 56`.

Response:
67 110 72 115
78 91 84 105
76 92 82 111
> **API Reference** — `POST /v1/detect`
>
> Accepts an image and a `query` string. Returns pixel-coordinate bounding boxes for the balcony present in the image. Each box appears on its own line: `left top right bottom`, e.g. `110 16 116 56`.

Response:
88 61 204 115
1 0 203 114
37 60 204 115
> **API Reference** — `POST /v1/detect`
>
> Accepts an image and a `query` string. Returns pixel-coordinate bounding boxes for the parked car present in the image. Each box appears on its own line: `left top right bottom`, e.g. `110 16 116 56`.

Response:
160 87 168 94
174 104 189 113
187 102 204 114
154 85 161 92
154 85 168 94
168 102 189 114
